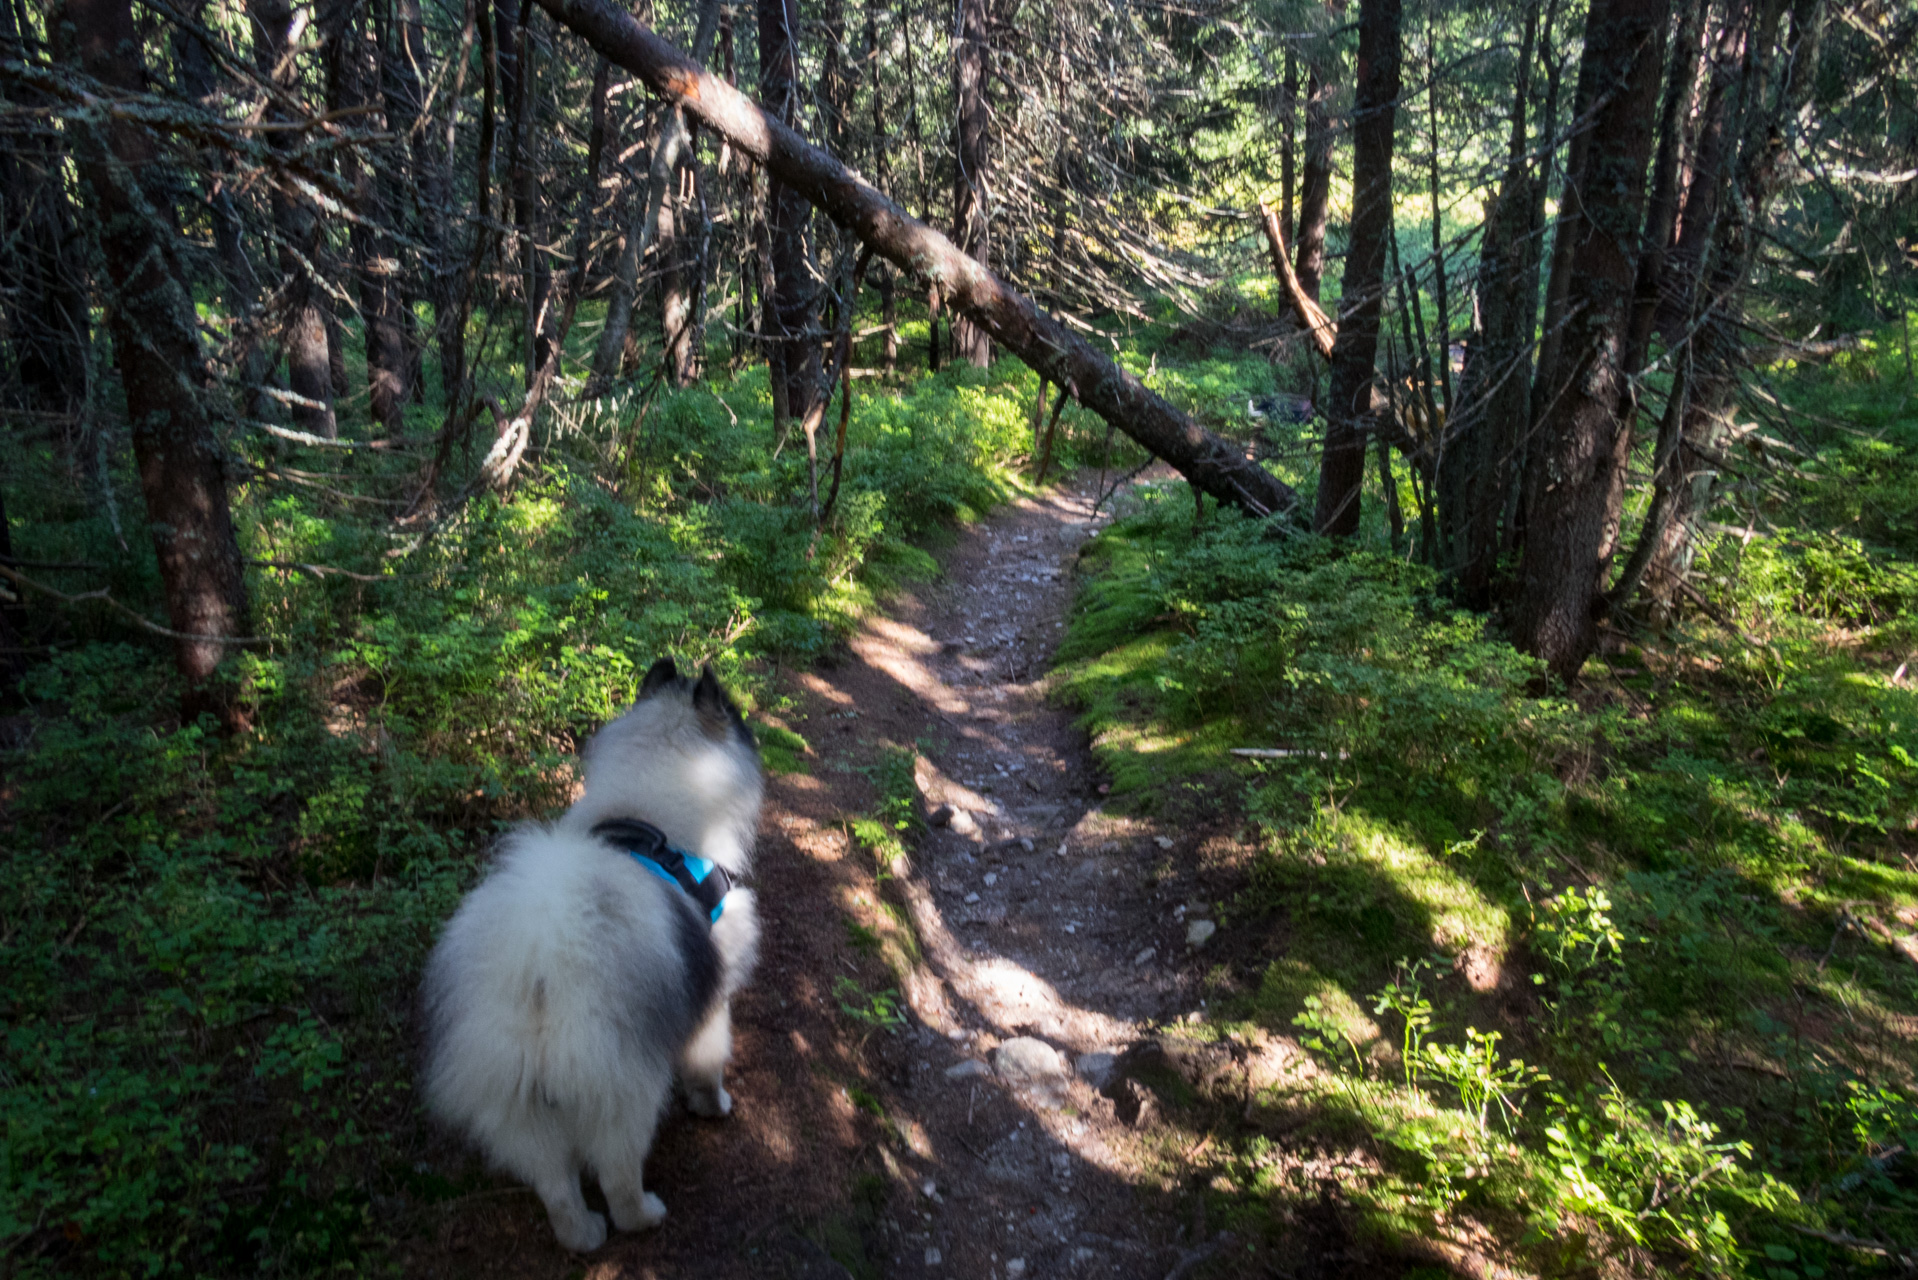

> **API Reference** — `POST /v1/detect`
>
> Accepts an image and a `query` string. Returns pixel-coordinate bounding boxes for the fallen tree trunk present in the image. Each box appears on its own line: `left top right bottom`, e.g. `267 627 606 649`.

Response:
533 0 1299 519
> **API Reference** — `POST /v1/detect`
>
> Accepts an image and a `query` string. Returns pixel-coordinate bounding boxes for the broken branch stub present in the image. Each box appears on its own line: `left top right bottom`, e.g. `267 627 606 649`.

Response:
533 0 1299 520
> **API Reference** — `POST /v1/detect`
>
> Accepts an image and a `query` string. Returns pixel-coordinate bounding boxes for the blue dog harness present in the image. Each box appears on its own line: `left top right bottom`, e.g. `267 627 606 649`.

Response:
591 819 732 924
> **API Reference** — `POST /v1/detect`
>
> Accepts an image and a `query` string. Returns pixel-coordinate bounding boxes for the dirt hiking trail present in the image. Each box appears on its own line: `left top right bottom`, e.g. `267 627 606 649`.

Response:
407 475 1314 1280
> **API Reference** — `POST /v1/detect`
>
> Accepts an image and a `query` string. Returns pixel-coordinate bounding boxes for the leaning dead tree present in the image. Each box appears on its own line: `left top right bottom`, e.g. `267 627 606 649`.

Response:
532 0 1299 521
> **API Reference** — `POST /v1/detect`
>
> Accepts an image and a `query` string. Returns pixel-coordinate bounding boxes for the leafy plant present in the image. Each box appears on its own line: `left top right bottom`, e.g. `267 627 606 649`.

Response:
1371 958 1435 1086
832 978 909 1033
1419 1029 1542 1135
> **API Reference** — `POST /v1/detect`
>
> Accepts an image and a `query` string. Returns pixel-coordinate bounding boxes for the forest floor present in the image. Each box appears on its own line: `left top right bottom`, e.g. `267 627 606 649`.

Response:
397 472 1348 1279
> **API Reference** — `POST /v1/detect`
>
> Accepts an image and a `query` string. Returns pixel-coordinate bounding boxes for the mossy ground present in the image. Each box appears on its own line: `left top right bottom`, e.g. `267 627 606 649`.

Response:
1052 324 1918 1277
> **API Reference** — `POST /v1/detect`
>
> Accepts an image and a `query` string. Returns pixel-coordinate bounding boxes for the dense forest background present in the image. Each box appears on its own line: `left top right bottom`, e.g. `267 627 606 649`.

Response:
2 0 1916 1271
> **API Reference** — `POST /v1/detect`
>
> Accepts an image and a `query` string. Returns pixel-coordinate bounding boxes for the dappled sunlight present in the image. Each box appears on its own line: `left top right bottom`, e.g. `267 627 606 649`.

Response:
1342 814 1513 955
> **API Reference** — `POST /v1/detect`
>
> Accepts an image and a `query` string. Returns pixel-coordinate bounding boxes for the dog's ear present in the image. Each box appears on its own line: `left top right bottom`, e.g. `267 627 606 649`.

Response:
692 665 736 740
640 657 681 699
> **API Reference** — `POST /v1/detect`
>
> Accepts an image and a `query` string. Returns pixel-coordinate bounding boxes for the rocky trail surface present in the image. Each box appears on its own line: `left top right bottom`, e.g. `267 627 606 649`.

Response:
406 475 1280 1280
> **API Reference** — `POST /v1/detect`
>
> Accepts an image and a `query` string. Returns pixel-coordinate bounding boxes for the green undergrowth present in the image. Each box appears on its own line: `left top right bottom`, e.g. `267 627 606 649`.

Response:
1056 348 1918 1276
1 323 1074 1272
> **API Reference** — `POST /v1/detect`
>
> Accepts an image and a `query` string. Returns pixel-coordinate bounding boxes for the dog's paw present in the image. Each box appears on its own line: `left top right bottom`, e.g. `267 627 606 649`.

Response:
611 1191 667 1232
687 1083 733 1118
552 1209 608 1253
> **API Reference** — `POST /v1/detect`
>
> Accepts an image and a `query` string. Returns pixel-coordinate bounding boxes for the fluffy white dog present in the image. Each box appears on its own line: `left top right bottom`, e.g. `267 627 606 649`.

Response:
421 659 763 1251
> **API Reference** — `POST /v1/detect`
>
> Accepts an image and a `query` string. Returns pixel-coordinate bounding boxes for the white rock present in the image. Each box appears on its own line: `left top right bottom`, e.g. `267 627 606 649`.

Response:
950 809 980 835
1007 1260 1027 1276
1186 919 1217 947
1133 946 1156 966
925 1246 943 1265
964 892 981 904
1020 837 1035 852
992 1036 1067 1085
1154 835 1174 849
983 872 998 887
944 1058 992 1080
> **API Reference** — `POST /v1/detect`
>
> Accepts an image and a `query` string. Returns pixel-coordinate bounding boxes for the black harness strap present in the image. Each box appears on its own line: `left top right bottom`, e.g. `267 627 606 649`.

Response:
591 818 733 923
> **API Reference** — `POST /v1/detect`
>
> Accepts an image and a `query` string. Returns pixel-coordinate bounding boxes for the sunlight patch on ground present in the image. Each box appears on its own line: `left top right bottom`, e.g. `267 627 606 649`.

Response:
848 618 977 719
1331 810 1513 954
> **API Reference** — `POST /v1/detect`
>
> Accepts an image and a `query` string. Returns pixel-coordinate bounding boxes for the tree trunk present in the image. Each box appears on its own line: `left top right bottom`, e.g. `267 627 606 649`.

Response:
1312 0 1401 537
1424 10 1452 413
1526 1 1588 441
1280 51 1297 248
339 19 410 435
950 0 992 367
867 2 897 372
386 0 443 402
533 0 1302 519
1513 0 1671 681
251 0 338 439
759 0 822 422
1294 57 1335 303
1439 0 1540 604
1637 0 1819 611
502 1 553 384
1653 0 1747 344
436 0 479 404
54 0 251 715
660 167 699 386
1622 0 1707 378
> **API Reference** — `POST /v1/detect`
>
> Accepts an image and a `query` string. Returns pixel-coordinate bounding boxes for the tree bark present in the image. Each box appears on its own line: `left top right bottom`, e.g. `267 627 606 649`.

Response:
1623 0 1708 377
950 0 992 367
502 0 553 385
1312 0 1401 537
385 0 443 401
1653 0 1747 344
1279 51 1297 248
532 0 1302 518
660 164 700 386
54 0 252 714
1513 0 1671 681
758 0 822 421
